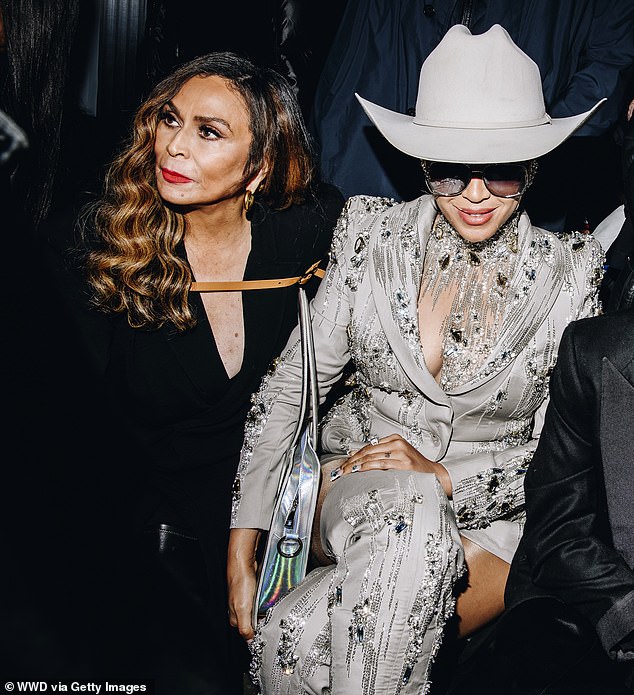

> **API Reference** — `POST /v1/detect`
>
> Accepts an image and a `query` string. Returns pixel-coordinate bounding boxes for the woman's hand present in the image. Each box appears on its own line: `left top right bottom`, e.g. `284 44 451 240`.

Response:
333 434 453 498
227 527 261 642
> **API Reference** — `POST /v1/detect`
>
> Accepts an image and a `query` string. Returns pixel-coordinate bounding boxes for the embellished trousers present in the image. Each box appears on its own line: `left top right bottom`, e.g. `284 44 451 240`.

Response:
251 470 465 695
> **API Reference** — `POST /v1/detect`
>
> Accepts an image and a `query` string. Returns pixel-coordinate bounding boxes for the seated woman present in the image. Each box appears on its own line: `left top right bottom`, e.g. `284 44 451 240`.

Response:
228 25 605 695
77 52 344 692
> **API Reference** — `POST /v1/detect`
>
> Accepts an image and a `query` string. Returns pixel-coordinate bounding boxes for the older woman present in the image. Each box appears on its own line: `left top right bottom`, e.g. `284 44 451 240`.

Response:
228 26 604 695
81 52 343 692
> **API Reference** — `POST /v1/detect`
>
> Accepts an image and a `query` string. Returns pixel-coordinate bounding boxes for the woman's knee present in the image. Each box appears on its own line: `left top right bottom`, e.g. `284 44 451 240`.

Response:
320 470 455 557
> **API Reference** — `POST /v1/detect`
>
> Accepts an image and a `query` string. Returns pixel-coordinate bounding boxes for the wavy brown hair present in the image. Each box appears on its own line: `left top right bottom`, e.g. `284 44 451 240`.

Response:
85 51 317 331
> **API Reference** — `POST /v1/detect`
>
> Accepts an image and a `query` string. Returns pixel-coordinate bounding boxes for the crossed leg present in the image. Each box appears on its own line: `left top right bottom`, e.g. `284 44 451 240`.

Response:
252 470 464 695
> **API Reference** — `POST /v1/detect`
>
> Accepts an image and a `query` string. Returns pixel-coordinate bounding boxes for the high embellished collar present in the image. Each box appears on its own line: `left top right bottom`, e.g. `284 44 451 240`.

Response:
431 211 520 267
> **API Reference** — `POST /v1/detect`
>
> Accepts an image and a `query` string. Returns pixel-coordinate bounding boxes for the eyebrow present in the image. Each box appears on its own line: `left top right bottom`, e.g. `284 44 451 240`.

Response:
164 101 233 132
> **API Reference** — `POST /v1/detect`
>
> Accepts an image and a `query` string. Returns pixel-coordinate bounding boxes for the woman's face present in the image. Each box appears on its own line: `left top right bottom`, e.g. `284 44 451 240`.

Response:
435 176 519 243
154 75 264 209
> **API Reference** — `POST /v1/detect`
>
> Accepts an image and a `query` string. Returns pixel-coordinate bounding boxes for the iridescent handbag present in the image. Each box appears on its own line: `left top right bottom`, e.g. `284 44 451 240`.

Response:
253 283 321 623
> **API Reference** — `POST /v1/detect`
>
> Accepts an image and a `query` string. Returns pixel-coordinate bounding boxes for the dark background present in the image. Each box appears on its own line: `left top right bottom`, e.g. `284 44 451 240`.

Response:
3 0 630 689
3 0 346 688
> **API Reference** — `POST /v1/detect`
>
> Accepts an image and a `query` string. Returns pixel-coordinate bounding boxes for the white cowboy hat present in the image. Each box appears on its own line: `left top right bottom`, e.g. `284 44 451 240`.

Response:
355 24 606 164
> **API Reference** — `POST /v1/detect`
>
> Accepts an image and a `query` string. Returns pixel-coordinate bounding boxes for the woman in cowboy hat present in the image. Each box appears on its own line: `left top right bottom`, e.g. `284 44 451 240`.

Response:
228 24 605 694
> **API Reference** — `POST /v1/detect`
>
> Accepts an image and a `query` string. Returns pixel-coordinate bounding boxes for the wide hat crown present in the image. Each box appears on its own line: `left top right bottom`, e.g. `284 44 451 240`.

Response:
356 24 605 164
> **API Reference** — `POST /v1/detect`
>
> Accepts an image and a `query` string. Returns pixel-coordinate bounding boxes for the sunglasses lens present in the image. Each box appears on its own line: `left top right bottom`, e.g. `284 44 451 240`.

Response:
426 163 471 196
483 164 526 197
425 162 529 197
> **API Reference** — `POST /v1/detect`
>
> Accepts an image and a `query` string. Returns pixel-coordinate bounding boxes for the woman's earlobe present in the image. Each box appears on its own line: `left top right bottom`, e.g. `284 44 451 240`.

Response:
253 166 269 191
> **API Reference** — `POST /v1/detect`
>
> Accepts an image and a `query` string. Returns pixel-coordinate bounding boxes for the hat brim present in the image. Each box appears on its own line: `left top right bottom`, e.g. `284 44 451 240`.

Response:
356 93 606 163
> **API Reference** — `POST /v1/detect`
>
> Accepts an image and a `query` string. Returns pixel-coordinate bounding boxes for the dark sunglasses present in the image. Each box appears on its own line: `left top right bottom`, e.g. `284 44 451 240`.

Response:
421 161 536 198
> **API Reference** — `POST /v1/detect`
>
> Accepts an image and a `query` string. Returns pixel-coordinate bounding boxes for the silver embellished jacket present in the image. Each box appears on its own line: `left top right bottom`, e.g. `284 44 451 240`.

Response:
231 195 603 563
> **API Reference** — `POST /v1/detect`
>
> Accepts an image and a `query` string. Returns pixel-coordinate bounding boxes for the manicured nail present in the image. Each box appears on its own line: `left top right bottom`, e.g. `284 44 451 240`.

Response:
330 467 343 481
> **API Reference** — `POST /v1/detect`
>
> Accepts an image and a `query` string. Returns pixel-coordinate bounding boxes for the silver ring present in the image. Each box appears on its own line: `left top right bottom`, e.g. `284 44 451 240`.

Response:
369 437 379 446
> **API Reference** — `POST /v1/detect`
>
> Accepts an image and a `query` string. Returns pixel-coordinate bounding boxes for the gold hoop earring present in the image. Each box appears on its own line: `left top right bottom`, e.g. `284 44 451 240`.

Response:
244 189 255 212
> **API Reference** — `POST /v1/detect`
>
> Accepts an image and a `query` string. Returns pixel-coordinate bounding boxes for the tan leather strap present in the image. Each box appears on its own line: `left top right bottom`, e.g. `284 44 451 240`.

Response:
190 260 325 292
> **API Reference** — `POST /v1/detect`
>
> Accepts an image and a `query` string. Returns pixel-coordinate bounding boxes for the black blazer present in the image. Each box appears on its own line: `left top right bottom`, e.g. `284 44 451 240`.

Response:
48 183 344 549
103 184 345 536
506 308 634 664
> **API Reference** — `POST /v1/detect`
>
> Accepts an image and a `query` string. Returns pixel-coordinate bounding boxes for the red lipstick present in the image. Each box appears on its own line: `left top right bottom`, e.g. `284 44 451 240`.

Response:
161 168 193 184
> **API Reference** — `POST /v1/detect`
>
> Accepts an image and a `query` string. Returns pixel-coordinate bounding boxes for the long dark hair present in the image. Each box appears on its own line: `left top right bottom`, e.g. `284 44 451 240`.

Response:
0 0 80 229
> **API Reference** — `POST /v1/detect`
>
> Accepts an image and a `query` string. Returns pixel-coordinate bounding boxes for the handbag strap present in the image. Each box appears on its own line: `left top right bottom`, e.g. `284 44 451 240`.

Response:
189 261 325 292
190 259 321 498
272 281 319 502
294 283 319 448
282 282 319 453
190 260 321 449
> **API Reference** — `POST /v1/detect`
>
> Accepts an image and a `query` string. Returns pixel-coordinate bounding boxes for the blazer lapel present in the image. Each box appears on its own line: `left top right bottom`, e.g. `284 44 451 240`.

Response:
163 245 231 401
369 197 450 407
242 256 299 371
368 205 566 401
601 356 634 568
450 214 567 394
163 229 300 400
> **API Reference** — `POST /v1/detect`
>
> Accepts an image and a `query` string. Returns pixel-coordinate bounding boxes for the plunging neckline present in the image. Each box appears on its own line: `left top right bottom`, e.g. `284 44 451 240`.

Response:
417 213 521 391
183 234 253 382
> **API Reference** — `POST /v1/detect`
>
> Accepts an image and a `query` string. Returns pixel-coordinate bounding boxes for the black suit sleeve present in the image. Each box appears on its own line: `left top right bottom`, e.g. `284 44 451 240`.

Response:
520 319 634 661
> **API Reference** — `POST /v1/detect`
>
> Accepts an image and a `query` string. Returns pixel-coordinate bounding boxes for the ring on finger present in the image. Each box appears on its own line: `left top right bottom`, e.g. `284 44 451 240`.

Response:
351 463 361 473
369 436 379 446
